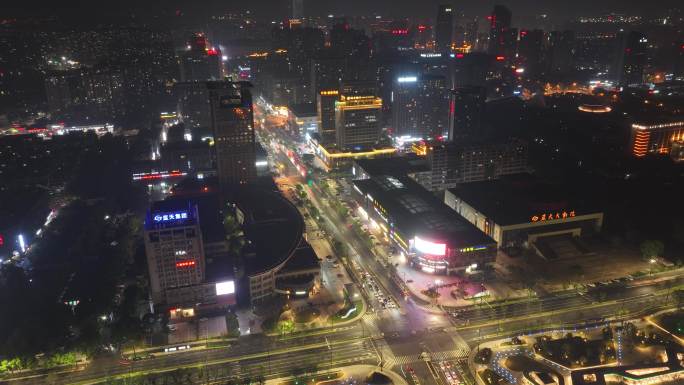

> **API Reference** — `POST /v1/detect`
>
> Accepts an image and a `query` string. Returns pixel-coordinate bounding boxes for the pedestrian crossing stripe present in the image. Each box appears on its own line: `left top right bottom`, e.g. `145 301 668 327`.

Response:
392 349 470 366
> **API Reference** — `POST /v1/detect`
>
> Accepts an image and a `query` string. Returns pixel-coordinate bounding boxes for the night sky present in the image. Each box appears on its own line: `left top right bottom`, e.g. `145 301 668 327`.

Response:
2 0 681 23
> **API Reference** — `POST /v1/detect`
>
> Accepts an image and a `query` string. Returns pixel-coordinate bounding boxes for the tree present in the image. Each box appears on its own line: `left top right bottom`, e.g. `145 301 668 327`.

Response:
640 240 664 260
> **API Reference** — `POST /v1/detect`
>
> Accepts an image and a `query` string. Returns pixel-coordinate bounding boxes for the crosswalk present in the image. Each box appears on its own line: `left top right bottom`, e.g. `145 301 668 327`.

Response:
390 347 471 367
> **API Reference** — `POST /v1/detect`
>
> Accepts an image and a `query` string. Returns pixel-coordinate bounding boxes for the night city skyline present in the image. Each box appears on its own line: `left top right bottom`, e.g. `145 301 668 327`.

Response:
1 0 684 384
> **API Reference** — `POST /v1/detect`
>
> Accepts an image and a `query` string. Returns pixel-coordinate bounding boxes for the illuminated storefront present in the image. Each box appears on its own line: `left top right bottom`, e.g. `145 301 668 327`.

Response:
351 175 496 275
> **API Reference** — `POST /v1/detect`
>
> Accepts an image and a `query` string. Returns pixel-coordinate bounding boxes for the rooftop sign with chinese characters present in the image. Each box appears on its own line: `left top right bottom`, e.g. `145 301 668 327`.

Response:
153 212 188 222
531 211 576 223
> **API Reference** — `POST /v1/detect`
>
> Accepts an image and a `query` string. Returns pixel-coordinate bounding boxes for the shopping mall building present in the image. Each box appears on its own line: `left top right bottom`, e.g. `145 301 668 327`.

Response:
445 174 604 259
351 174 496 275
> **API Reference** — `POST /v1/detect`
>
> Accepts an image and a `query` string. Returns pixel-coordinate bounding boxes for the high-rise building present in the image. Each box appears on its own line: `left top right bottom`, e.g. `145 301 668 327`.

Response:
392 74 448 140
335 81 382 149
144 201 205 304
547 31 575 77
208 81 257 191
317 89 339 142
488 5 513 57
175 82 211 129
448 86 486 140
392 75 421 138
614 31 648 86
517 29 545 78
435 5 454 53
419 74 449 139
178 33 222 82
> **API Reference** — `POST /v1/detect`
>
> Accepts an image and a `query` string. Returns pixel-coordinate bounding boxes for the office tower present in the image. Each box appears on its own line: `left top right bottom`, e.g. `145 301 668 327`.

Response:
392 75 421 138
418 74 449 139
547 31 575 76
144 201 205 304
615 31 648 86
310 53 344 99
317 89 339 142
335 81 382 149
435 5 454 53
517 29 545 78
178 33 222 82
392 74 448 139
448 86 486 140
488 5 512 57
208 81 257 191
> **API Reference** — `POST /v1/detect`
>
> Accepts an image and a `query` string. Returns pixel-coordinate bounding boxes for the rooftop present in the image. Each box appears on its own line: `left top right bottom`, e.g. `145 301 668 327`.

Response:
448 174 602 226
288 102 317 117
353 155 429 178
234 186 305 276
353 175 494 248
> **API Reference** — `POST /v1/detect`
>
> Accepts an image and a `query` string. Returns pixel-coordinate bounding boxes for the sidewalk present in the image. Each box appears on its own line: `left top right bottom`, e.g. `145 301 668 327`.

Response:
264 364 408 385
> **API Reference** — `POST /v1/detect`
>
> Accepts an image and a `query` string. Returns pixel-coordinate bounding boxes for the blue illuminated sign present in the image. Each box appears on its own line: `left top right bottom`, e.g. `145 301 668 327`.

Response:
153 212 188 222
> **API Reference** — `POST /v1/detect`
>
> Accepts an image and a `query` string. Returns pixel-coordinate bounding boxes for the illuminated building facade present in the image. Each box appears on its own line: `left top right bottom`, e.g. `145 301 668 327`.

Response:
445 175 604 255
435 5 454 53
317 89 339 142
392 74 448 140
208 81 257 191
335 94 383 149
629 120 684 157
351 175 496 274
311 137 397 171
144 201 206 304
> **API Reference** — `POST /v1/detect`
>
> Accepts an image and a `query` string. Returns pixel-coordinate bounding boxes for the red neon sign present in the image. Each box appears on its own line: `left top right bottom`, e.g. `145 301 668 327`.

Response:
496 56 505 61
206 48 218 56
456 53 464 58
176 260 196 268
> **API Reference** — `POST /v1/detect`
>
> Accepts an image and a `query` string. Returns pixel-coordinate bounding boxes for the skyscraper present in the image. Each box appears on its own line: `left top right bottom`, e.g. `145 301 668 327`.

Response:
209 81 257 192
335 81 382 149
178 33 222 82
517 29 545 78
392 75 420 138
448 86 486 140
615 31 648 86
392 74 448 140
435 5 454 53
488 5 512 57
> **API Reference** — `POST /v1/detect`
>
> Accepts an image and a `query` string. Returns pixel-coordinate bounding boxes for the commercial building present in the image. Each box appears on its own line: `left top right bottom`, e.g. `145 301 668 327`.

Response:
208 81 257 192
335 94 383 149
448 86 486 140
629 119 684 157
231 187 320 304
144 198 236 314
351 175 496 274
445 175 604 259
288 102 318 138
435 5 454 53
310 134 397 171
411 139 529 191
